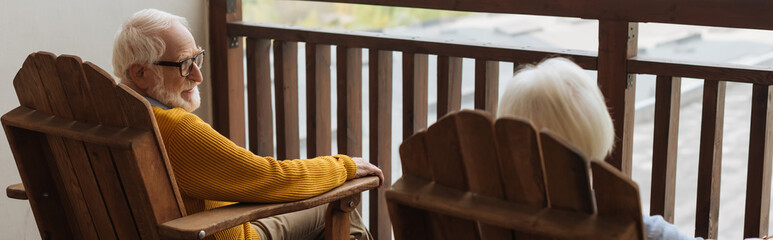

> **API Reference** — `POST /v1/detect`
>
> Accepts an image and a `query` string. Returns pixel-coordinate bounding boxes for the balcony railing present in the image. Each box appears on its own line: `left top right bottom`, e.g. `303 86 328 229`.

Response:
209 0 773 239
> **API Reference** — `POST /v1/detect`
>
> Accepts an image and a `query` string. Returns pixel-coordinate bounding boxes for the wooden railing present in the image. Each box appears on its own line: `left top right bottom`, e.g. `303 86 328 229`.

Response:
209 0 773 239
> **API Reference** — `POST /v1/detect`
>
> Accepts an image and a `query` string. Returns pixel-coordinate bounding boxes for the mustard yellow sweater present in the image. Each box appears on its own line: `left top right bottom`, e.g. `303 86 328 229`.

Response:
152 107 357 240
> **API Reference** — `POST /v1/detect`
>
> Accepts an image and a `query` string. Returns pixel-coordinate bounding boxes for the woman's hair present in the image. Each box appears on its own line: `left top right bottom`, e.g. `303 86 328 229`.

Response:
497 57 615 159
112 9 188 85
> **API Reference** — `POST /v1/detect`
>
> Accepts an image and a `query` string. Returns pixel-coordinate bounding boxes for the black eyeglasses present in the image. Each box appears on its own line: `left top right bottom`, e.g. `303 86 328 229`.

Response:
154 50 205 77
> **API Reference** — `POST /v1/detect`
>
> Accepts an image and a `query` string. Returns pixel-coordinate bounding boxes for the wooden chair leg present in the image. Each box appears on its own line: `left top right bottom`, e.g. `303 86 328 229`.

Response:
325 194 360 240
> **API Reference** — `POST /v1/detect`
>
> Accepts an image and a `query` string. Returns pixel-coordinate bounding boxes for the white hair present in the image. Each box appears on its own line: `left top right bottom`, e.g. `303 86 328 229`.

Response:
112 9 188 85
497 57 615 159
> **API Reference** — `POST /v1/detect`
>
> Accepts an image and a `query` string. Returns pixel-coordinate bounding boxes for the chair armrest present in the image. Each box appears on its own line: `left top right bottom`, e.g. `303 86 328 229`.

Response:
159 176 379 239
7 183 27 200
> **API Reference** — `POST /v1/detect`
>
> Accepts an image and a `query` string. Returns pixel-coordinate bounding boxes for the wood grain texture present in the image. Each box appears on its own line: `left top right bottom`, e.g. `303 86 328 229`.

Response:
628 56 773 85
423 112 481 240
402 53 428 140
296 0 773 31
306 43 332 156
336 47 363 156
246 38 275 156
455 111 512 239
399 132 432 181
474 60 499 115
56 55 100 123
387 176 639 240
591 161 646 239
387 200 433 240
229 22 598 70
695 80 726 239
745 84 773 238
210 0 246 146
324 195 359 240
273 40 301 159
159 176 379 239
368 49 393 240
494 117 547 206
389 111 644 239
28 53 100 239
597 21 637 176
2 126 78 239
436 56 462 118
650 76 680 222
540 131 594 214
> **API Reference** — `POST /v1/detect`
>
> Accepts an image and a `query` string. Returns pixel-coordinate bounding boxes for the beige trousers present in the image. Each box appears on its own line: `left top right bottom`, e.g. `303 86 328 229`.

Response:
251 204 373 240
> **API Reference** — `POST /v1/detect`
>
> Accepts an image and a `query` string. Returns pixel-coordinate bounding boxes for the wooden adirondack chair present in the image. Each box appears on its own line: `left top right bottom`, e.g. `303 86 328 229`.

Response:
3 51 378 239
387 110 646 240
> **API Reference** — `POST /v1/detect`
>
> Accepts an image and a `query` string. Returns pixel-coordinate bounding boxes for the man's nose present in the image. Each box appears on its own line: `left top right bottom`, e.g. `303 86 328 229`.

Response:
188 64 203 83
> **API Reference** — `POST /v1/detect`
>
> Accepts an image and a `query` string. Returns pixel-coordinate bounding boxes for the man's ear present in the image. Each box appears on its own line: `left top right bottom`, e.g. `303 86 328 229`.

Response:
128 63 155 91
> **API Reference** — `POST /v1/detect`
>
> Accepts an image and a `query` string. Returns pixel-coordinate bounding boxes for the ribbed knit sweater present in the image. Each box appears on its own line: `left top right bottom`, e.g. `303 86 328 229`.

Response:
152 107 357 240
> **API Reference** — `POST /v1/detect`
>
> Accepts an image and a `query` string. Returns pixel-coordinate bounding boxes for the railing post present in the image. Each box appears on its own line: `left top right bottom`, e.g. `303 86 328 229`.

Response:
650 76 681 223
744 84 773 238
597 21 638 176
369 49 392 240
209 0 246 147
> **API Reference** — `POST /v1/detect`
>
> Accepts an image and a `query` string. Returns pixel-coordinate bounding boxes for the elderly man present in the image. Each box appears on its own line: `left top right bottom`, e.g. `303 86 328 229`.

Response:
112 9 382 240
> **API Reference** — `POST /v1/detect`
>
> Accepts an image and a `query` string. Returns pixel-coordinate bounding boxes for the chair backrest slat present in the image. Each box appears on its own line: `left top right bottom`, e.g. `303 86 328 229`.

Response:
56 55 101 122
540 131 594 213
592 161 646 239
454 111 513 239
494 118 547 206
4 52 186 239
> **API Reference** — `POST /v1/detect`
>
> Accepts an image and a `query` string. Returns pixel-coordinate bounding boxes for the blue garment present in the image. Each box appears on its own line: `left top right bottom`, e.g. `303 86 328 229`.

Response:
643 214 764 240
144 96 170 110
643 214 703 240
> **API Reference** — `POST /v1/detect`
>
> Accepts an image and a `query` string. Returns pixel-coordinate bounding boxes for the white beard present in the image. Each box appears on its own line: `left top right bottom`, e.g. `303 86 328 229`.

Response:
148 81 201 112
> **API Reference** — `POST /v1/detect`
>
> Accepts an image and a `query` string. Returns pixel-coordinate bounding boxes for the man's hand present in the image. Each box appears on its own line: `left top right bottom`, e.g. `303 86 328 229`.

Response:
352 157 384 187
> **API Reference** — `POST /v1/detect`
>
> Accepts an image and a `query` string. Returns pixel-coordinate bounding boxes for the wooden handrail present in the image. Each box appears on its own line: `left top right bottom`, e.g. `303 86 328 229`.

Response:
227 22 599 69
290 0 773 31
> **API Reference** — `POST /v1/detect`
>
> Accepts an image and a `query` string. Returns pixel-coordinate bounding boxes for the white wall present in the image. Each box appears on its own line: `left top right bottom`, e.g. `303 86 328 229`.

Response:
0 1 211 239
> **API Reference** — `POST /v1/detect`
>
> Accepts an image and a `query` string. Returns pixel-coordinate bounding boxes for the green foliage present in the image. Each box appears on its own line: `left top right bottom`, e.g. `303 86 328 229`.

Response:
243 0 470 30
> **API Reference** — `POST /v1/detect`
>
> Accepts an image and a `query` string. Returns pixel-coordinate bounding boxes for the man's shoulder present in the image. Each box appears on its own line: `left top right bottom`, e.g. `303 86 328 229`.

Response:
151 106 198 126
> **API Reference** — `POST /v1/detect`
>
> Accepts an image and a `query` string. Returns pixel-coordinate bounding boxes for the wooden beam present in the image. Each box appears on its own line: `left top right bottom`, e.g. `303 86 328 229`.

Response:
210 0 246 146
302 0 773 31
403 53 428 140
475 60 499 115
649 76 680 223
597 21 637 175
246 38 274 156
228 22 598 70
744 84 773 238
369 49 393 240
336 47 363 157
695 80 726 239
437 56 462 118
274 41 301 160
306 43 332 156
628 56 773 85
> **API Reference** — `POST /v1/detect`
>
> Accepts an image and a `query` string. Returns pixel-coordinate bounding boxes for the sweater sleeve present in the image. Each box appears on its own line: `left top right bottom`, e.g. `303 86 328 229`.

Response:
153 107 357 203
